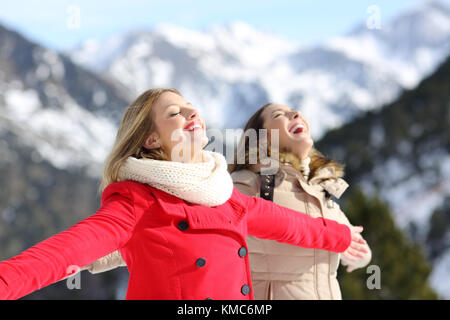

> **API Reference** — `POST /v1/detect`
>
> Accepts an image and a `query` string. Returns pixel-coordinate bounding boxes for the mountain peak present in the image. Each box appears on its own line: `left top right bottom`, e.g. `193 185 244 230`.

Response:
409 0 450 15
210 21 262 38
397 0 450 27
208 21 293 45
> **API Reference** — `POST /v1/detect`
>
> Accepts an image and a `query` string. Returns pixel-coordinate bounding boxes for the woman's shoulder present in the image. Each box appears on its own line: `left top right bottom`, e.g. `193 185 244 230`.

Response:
230 169 261 198
230 169 259 186
101 180 155 205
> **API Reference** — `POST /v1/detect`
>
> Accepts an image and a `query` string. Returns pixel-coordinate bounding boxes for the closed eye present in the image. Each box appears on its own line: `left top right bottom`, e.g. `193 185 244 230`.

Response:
170 112 181 117
273 113 283 118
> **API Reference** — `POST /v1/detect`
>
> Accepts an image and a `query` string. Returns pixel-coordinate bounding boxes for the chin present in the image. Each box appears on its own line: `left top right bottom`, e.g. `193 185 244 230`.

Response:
188 135 208 150
290 133 312 142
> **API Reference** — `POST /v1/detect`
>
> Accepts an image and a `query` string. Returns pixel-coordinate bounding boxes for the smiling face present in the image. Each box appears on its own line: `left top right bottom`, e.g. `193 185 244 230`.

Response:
261 104 313 160
143 91 208 162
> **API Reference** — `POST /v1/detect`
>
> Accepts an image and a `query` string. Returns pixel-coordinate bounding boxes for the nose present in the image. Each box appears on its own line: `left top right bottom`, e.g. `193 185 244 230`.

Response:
186 108 199 120
289 110 301 120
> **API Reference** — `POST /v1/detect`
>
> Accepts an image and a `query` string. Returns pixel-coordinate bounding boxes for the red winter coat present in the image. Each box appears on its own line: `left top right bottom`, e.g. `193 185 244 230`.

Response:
0 180 351 300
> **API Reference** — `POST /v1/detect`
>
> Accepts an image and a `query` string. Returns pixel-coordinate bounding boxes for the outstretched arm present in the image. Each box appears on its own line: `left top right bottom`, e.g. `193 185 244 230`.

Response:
0 182 137 300
242 191 352 253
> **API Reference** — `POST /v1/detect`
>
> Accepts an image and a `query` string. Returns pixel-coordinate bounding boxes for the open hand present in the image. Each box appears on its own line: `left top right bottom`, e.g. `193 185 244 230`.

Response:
342 226 369 272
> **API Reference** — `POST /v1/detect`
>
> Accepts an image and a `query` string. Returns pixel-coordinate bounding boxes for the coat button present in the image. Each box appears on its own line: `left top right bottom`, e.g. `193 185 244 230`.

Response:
205 297 213 300
177 221 189 231
196 258 206 267
241 285 250 295
238 246 247 257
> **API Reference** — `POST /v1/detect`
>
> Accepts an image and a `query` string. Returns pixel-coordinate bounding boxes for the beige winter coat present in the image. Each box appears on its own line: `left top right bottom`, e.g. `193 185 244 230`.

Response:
231 163 371 300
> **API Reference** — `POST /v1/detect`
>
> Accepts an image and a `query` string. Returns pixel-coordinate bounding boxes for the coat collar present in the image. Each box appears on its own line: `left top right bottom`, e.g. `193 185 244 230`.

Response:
250 161 349 199
309 166 349 199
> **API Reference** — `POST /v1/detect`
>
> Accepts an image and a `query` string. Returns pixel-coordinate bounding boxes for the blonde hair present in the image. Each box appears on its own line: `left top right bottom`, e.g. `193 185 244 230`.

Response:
228 103 344 180
98 88 181 194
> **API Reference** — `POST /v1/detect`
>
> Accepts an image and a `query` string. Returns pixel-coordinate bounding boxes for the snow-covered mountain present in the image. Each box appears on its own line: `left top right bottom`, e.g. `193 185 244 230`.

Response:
69 0 450 139
316 52 450 298
328 0 450 88
0 23 130 175
70 22 296 131
0 23 134 299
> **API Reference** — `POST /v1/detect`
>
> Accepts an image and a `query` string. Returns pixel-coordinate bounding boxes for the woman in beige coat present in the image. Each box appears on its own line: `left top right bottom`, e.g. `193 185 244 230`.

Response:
228 103 372 300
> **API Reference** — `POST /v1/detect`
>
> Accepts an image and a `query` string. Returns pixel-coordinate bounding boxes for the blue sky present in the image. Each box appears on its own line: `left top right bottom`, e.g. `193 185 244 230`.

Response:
1 0 449 50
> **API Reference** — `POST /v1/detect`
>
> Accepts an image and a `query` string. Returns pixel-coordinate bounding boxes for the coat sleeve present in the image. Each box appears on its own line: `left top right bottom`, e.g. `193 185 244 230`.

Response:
0 182 137 300
242 191 351 253
82 250 126 274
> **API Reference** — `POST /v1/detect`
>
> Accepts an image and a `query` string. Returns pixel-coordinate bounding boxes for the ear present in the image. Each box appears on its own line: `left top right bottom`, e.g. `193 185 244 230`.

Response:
143 132 161 149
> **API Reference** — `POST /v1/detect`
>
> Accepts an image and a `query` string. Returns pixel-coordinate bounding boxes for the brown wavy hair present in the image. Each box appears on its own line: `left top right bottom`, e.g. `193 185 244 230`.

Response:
228 103 344 180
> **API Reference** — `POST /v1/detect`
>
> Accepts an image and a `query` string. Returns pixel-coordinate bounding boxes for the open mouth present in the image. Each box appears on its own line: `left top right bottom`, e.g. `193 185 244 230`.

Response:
183 121 203 132
289 122 306 135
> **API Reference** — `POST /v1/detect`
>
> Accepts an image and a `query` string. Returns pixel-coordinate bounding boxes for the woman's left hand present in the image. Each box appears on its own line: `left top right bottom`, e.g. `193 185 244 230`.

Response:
341 226 370 272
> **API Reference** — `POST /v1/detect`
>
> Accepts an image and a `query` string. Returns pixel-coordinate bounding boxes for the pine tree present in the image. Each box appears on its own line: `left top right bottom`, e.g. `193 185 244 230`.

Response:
337 188 438 299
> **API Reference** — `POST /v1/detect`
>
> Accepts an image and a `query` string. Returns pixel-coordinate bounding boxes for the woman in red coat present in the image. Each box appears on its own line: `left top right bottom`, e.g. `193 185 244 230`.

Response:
0 88 366 300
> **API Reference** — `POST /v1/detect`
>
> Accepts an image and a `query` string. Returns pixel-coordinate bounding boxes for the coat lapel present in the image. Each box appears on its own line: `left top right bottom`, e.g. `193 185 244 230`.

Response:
149 186 246 234
150 186 187 218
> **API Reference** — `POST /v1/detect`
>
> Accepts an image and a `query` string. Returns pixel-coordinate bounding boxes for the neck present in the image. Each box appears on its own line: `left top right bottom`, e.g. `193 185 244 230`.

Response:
191 150 204 163
292 146 311 161
167 149 204 163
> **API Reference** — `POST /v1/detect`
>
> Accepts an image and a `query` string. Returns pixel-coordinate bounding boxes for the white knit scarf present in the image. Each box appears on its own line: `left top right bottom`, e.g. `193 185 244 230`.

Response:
117 151 233 207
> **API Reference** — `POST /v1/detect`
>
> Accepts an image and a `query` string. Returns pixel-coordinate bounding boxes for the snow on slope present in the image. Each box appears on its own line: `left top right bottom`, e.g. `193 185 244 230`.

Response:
68 1 450 139
0 23 129 175
430 246 450 298
328 0 450 89
1 82 117 176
